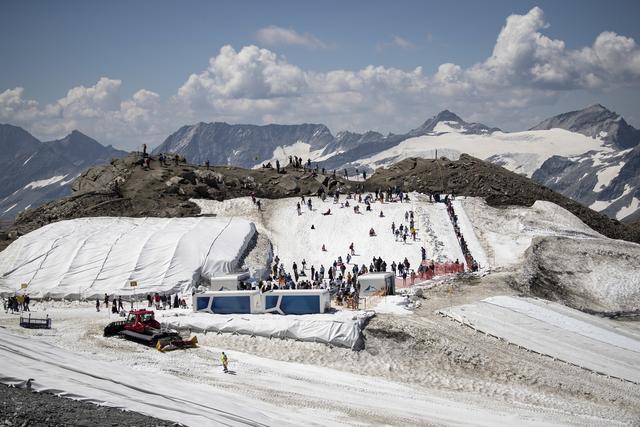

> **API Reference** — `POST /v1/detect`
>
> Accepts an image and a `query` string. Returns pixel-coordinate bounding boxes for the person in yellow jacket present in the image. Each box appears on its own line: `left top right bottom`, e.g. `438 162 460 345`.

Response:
220 352 228 373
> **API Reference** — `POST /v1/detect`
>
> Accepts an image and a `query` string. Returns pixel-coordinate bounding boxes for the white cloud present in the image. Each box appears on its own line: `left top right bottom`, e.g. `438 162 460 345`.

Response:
377 35 417 51
2 7 640 149
256 25 327 49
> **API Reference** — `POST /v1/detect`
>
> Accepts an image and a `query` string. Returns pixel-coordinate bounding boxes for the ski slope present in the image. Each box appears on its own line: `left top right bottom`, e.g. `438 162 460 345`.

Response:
192 193 469 277
439 296 640 384
0 217 255 298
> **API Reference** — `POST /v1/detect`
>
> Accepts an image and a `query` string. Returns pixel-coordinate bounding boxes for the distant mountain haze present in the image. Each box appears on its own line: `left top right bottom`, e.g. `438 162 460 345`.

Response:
0 124 126 220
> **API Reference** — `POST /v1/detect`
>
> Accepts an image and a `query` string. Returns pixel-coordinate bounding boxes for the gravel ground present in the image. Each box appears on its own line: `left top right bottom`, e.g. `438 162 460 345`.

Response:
0 383 179 427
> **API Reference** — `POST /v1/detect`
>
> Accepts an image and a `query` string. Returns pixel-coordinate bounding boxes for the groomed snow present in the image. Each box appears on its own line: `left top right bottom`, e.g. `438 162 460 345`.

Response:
192 193 472 276
438 296 640 384
0 217 256 298
354 128 610 177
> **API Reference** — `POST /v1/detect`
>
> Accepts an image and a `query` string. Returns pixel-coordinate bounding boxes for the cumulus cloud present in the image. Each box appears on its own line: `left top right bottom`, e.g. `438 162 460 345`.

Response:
2 7 640 149
256 25 327 49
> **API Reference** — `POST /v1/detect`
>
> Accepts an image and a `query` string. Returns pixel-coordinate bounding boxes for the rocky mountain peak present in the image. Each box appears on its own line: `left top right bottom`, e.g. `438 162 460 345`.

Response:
408 110 498 136
530 104 640 150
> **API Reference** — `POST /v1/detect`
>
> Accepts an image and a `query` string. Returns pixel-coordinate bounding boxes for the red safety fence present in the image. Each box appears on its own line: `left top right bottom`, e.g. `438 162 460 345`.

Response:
409 261 466 284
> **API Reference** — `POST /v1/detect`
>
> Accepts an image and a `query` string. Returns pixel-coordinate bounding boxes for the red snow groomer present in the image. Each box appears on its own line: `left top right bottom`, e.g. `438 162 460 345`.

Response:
103 309 197 352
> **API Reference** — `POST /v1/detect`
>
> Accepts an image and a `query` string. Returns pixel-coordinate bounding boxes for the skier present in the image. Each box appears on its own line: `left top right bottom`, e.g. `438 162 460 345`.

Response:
104 293 109 308
297 202 301 216
118 296 123 311
220 352 229 373
349 242 355 255
96 297 100 312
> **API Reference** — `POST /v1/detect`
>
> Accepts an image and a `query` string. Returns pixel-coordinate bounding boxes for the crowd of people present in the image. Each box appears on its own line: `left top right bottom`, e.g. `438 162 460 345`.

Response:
3 294 30 313
95 292 188 315
444 197 479 272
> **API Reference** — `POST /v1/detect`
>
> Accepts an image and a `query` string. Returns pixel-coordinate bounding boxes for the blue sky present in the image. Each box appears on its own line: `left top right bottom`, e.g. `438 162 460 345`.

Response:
1 0 640 149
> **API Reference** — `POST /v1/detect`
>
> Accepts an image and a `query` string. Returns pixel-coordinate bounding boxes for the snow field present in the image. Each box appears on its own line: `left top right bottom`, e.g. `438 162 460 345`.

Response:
354 128 611 178
438 296 640 384
457 198 602 268
192 193 471 280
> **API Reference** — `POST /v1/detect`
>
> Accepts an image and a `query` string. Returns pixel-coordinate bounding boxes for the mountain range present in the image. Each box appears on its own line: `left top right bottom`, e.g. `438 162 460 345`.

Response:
0 125 127 222
153 105 640 223
1 104 638 223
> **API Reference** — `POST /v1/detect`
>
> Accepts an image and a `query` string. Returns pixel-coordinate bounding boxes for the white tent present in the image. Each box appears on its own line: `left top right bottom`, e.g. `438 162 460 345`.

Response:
0 217 256 299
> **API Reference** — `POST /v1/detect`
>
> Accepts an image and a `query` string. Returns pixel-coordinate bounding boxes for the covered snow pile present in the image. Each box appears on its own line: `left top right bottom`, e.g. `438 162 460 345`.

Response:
439 296 640 384
158 310 374 350
517 236 640 315
459 198 602 268
0 217 256 299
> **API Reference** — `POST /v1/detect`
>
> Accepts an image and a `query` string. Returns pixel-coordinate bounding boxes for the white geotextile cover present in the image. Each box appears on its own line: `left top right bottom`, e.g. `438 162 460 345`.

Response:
439 296 640 384
0 329 289 426
0 217 255 299
158 310 374 350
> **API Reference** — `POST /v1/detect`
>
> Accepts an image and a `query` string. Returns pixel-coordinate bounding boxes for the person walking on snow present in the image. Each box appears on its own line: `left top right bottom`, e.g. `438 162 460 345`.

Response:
220 352 229 373
349 242 355 255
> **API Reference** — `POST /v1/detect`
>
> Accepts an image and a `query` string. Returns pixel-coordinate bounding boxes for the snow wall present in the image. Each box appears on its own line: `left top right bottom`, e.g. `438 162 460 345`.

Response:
0 217 256 299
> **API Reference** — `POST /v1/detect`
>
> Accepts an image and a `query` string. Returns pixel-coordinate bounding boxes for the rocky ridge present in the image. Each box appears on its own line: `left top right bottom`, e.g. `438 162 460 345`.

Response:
2 152 638 253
